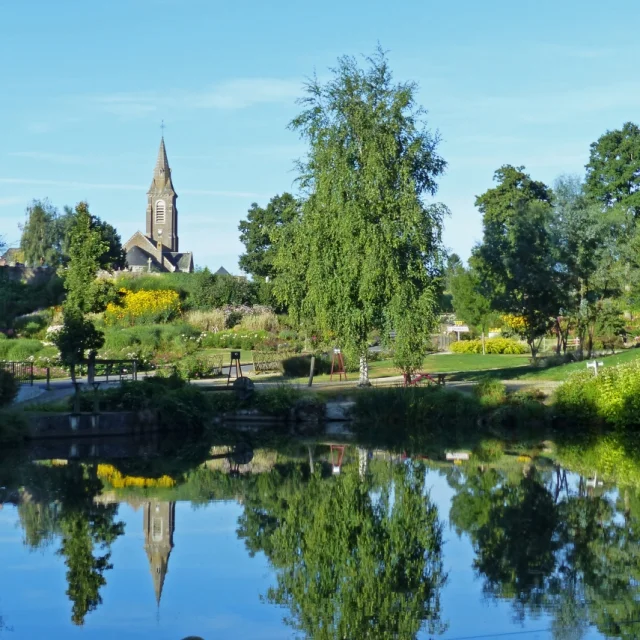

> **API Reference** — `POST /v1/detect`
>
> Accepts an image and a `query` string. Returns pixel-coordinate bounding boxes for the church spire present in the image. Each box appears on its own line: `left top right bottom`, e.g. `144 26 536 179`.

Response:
150 136 175 194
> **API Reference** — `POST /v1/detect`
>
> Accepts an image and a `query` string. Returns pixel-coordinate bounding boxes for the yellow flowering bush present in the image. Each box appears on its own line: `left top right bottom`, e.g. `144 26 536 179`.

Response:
104 289 181 325
501 314 527 334
97 463 176 488
450 338 527 354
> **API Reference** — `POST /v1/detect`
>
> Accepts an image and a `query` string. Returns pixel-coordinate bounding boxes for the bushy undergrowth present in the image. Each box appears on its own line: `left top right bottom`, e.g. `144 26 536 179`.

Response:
554 361 640 428
185 309 226 332
353 385 549 454
0 338 45 361
450 338 527 354
282 354 332 377
0 410 28 444
0 370 19 407
472 379 507 405
555 432 640 488
77 377 212 429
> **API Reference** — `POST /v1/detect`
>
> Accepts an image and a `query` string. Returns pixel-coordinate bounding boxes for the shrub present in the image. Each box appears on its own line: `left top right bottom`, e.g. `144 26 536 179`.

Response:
7 339 44 361
473 379 507 406
473 438 505 462
0 340 11 359
0 370 19 406
450 338 527 354
104 289 181 325
240 312 279 332
176 354 223 380
225 311 243 329
0 410 27 444
185 309 226 332
554 361 640 428
282 354 332 377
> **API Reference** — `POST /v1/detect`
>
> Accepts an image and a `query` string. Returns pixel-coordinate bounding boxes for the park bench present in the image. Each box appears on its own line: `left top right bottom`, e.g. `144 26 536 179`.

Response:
403 372 446 387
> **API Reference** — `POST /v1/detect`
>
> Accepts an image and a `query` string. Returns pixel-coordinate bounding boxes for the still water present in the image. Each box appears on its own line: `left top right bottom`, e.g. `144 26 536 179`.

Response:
0 438 633 639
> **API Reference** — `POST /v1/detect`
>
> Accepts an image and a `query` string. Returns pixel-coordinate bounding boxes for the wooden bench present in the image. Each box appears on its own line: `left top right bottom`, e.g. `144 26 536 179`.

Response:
403 372 446 387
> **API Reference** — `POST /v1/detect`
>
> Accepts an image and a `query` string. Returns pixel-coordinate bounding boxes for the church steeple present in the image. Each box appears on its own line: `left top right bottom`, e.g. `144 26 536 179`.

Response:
146 137 179 252
151 137 175 193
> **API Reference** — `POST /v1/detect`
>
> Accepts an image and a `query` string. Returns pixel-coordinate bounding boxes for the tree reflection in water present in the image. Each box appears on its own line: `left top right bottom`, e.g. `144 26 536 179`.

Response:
240 461 447 639
447 464 640 640
16 463 124 626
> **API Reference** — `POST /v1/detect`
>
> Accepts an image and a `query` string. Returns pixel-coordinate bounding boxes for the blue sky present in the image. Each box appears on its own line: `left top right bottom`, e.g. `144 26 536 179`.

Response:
2 0 639 271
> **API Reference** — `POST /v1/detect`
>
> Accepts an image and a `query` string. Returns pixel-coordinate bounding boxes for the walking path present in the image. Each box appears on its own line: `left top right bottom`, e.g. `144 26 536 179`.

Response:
15 371 562 408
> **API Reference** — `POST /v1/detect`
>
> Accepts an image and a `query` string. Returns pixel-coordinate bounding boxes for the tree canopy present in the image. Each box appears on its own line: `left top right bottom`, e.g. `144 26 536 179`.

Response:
19 199 125 270
274 48 448 383
238 193 300 279
471 166 561 356
585 122 640 217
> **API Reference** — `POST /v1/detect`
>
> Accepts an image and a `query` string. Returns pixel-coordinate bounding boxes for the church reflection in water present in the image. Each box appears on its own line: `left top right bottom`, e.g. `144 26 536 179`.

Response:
143 500 175 606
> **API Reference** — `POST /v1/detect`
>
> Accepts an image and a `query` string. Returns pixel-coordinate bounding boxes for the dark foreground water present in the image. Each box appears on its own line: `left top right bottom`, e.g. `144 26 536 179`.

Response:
0 438 635 639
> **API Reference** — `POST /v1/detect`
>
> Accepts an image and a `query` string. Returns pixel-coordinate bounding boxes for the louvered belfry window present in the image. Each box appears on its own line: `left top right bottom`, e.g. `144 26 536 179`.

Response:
155 200 166 224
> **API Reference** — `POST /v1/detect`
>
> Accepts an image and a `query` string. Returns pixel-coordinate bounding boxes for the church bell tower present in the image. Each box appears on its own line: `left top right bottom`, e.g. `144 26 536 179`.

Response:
146 137 178 252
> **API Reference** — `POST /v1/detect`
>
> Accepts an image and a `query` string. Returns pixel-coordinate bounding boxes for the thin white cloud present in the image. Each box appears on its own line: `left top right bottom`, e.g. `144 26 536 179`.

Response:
25 122 51 134
0 178 263 198
86 77 301 118
0 197 25 207
9 151 88 165
0 178 143 191
538 43 617 60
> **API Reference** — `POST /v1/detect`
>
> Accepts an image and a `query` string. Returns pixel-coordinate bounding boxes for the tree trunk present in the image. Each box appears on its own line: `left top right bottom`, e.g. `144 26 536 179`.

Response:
358 353 371 387
308 446 315 475
70 363 76 384
481 330 486 355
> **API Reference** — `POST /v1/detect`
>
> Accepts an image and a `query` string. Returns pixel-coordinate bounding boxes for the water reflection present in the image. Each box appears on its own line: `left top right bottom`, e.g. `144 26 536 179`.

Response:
3 440 640 638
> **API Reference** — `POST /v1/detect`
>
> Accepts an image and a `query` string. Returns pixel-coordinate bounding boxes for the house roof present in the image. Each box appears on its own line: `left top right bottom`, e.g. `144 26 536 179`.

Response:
214 266 231 276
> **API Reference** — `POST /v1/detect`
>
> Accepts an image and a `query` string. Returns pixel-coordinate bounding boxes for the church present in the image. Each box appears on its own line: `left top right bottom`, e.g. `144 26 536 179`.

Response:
124 137 194 273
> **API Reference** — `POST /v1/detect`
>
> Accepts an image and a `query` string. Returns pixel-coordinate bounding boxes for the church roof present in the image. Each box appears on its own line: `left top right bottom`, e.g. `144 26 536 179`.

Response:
169 252 194 272
126 245 156 267
214 266 231 276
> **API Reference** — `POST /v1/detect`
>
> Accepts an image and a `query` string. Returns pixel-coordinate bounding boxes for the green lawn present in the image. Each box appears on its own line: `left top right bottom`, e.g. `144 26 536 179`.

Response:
274 353 530 385
449 347 640 382
201 348 640 384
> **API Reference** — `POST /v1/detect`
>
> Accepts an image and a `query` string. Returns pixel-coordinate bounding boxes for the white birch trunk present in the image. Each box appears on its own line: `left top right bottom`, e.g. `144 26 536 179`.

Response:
358 353 371 387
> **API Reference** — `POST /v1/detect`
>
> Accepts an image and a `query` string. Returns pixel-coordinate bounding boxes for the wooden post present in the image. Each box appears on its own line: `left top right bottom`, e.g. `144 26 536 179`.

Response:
133 360 138 381
46 367 50 391
308 355 315 387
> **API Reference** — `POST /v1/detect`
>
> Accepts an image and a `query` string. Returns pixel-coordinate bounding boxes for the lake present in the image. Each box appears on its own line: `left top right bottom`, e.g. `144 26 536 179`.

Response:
0 437 634 639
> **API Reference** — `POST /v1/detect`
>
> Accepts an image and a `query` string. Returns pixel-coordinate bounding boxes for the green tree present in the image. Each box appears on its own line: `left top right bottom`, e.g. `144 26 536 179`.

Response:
59 206 126 271
472 166 560 357
19 199 64 267
191 269 256 308
53 313 105 382
54 202 112 381
59 202 109 315
238 193 300 279
449 265 496 353
274 49 447 385
585 122 640 217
